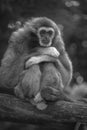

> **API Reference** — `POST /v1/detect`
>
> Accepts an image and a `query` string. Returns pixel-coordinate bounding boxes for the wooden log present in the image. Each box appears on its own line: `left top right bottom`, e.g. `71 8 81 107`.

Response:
0 93 87 126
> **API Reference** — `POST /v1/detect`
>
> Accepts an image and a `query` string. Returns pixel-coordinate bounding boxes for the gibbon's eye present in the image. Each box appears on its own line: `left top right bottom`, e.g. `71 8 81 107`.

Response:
39 29 46 36
39 27 54 37
48 29 55 39
48 30 54 36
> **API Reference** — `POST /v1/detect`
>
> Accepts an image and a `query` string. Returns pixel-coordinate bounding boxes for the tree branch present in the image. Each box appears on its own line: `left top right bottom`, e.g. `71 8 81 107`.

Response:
0 93 87 126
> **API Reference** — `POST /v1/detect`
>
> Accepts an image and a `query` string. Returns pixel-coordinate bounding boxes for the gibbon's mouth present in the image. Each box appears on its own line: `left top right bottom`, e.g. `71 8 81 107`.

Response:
41 37 50 45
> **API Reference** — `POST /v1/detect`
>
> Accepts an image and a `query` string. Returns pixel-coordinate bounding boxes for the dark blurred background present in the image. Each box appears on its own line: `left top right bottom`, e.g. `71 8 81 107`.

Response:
0 0 87 129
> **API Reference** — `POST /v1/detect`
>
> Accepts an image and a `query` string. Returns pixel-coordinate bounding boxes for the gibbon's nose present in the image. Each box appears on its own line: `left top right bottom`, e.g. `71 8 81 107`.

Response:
42 36 50 45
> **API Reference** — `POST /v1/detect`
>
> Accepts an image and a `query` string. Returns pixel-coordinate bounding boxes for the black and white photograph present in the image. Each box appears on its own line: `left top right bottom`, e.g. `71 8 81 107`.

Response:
0 0 87 130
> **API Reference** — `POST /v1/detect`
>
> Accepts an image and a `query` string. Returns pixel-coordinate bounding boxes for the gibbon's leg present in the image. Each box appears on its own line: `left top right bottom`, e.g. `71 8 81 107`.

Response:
40 63 65 101
25 53 72 102
15 64 41 99
58 51 73 89
15 64 48 110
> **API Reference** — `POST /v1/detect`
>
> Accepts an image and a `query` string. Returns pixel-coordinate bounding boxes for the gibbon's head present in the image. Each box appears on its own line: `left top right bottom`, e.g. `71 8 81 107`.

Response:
28 17 61 47
9 17 63 51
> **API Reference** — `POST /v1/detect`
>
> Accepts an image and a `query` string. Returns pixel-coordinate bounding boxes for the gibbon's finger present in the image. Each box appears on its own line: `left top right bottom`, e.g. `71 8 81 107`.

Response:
36 47 60 57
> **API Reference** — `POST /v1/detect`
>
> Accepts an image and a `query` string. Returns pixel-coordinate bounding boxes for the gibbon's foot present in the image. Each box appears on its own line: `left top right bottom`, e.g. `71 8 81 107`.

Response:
14 84 25 99
15 85 48 110
41 87 62 101
30 92 48 110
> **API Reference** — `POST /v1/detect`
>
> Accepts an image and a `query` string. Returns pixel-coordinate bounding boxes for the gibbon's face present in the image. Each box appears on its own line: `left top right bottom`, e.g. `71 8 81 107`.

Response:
29 17 61 47
37 27 55 47
26 17 60 49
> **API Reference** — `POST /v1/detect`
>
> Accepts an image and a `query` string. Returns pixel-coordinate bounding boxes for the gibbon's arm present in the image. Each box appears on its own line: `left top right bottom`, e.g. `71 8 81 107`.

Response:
25 47 60 68
0 44 25 88
57 50 73 88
